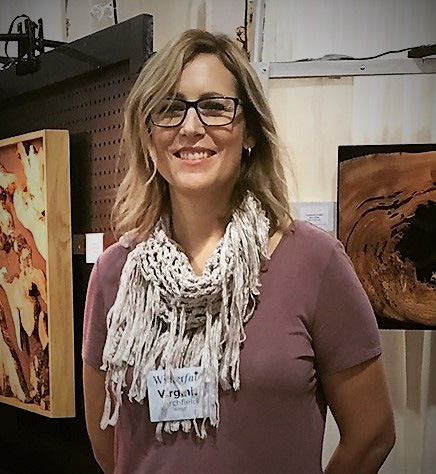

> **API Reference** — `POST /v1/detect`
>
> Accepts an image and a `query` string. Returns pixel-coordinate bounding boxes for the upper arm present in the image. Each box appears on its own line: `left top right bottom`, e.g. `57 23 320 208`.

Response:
82 250 125 472
312 242 382 375
83 362 114 472
311 240 395 446
82 259 108 368
82 244 129 368
320 356 395 447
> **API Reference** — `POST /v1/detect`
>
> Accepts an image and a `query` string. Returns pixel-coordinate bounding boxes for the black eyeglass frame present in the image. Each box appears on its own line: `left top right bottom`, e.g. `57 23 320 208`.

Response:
150 96 243 128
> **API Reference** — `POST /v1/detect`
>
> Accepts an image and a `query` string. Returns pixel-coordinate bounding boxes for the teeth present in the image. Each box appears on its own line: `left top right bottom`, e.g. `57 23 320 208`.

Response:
178 151 212 160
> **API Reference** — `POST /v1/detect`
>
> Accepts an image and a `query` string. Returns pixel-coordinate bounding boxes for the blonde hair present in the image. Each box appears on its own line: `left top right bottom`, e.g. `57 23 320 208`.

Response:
112 29 292 241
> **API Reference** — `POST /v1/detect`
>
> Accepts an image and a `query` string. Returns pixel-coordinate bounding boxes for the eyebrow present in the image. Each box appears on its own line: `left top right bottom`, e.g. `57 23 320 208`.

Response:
174 91 228 100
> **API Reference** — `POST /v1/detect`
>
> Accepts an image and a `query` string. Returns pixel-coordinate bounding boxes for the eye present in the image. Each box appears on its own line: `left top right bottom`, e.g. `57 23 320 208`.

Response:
155 100 185 116
167 102 185 113
199 98 233 116
202 100 225 110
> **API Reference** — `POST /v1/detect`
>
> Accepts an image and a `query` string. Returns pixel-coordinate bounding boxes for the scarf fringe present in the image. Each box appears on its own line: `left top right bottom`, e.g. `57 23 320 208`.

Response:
100 193 270 438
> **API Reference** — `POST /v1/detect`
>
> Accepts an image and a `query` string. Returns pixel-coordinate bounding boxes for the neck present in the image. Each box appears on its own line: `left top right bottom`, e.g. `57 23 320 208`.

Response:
169 190 232 260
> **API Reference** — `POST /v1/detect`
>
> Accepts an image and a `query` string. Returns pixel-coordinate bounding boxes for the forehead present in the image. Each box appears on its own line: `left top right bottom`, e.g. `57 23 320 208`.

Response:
177 54 238 98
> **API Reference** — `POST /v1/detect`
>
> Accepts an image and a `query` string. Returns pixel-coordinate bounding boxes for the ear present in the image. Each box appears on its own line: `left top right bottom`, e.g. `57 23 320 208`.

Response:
243 131 256 150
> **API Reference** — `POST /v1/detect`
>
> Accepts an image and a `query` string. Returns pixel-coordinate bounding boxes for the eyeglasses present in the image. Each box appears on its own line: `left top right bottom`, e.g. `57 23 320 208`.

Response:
150 97 242 127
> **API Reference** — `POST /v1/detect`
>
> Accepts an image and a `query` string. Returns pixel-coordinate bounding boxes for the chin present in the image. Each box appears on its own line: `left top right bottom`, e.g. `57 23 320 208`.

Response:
172 179 233 196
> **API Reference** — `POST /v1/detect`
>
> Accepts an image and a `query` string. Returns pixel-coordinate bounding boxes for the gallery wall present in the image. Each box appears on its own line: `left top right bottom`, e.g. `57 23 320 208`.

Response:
262 2 436 473
0 1 435 473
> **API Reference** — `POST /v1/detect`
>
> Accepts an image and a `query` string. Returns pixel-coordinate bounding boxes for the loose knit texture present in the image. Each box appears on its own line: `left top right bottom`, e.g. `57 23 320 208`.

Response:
100 193 270 441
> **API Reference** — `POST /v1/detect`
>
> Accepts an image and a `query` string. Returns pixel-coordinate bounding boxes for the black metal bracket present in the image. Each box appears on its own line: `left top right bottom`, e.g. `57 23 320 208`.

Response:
0 18 67 75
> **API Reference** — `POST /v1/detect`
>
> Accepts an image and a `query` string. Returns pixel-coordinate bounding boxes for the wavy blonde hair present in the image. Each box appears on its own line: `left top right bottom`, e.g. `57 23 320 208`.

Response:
112 29 292 241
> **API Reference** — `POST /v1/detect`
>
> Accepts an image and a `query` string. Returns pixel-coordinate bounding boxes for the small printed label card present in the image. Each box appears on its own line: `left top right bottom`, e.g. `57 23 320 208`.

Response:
147 367 208 422
85 232 104 263
293 202 336 233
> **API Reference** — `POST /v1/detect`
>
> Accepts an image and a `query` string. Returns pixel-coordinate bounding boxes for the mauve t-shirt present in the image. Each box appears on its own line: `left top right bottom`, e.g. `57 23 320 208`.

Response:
82 220 382 474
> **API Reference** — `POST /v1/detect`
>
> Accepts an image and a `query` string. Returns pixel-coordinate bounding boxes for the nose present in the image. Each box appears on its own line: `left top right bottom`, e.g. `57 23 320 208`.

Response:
179 107 205 136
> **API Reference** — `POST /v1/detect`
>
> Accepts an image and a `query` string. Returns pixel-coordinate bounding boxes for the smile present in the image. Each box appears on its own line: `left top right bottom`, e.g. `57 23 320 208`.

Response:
175 149 217 161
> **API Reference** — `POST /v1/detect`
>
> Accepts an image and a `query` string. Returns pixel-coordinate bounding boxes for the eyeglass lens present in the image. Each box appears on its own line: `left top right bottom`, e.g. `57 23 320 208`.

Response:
151 98 237 127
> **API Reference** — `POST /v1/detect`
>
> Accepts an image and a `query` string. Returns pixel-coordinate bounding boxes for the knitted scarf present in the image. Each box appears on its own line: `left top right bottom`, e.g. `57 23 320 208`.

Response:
100 192 270 440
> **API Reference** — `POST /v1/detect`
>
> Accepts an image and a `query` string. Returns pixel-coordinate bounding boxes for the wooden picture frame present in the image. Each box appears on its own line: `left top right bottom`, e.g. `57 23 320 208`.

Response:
0 130 75 417
338 144 436 330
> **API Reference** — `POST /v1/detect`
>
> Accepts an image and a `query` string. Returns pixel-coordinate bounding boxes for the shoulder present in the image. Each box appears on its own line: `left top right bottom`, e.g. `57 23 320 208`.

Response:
265 219 347 292
97 241 131 267
95 240 137 289
279 219 342 270
289 219 337 248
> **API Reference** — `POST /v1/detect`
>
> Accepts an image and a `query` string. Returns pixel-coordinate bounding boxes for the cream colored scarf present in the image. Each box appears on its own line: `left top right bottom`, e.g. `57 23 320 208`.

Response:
100 192 270 440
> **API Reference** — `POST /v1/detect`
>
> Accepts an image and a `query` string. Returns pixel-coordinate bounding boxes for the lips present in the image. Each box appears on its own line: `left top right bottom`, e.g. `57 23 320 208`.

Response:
174 147 217 161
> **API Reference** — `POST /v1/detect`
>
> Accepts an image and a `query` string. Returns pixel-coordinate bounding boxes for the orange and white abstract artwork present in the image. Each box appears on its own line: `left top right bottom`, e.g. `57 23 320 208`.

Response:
0 130 74 417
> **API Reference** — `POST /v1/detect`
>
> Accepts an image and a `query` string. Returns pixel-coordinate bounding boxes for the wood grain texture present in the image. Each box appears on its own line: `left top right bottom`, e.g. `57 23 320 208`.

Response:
0 130 74 417
45 130 75 417
339 151 436 326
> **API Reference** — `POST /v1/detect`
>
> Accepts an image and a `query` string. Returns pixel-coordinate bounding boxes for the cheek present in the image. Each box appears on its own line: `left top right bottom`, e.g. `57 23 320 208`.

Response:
149 133 172 182
151 130 178 170
151 130 171 154
223 135 245 167
154 149 172 182
214 125 245 154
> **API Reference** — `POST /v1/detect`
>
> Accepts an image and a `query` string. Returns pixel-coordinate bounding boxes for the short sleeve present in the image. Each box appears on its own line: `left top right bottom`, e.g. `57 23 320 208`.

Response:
312 242 382 375
82 259 108 369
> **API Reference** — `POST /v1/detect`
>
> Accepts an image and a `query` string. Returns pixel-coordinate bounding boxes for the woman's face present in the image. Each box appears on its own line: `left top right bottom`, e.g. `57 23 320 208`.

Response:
150 54 252 198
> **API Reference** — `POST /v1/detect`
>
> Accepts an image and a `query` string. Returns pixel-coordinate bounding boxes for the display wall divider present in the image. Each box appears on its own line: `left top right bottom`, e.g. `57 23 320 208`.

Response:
0 14 153 474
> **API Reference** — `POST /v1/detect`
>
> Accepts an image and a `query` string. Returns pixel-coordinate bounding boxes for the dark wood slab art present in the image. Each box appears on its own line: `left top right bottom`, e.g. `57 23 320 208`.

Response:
0 130 74 416
338 147 436 329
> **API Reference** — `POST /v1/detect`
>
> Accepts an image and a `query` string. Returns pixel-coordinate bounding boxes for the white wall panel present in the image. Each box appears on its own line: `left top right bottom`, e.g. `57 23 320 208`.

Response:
118 0 245 49
117 0 204 50
269 77 353 202
351 74 436 145
263 0 436 62
205 0 245 37
61 0 244 49
59 0 203 45
270 73 436 203
65 0 114 41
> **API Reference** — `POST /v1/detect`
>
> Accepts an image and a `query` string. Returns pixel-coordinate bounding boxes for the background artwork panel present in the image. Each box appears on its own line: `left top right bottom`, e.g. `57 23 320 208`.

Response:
338 144 436 330
0 130 75 417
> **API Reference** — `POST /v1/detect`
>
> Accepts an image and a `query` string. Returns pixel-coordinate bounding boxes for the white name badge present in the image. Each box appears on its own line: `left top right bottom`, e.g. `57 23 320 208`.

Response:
147 367 208 423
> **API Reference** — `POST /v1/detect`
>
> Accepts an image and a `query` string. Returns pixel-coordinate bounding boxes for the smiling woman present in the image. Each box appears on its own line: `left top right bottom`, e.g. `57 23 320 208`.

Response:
151 54 250 199
82 30 395 474
111 30 290 244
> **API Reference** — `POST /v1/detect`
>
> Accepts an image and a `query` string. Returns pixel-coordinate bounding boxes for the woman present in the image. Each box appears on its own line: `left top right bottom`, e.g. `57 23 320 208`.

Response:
82 30 395 473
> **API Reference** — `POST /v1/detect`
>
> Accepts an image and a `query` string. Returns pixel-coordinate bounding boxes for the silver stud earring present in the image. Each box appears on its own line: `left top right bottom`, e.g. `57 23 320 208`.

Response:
245 147 252 157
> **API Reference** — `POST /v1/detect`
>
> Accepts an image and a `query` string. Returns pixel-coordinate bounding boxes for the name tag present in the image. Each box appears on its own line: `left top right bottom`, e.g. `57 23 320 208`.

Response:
147 367 208 422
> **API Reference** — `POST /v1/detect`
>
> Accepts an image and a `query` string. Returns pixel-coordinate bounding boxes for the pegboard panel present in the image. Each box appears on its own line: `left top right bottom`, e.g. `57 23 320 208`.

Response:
0 63 134 235
62 65 134 234
0 14 153 237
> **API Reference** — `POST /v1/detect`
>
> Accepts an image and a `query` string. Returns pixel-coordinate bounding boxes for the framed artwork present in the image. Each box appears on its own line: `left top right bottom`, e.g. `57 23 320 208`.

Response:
0 130 75 416
338 144 436 330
